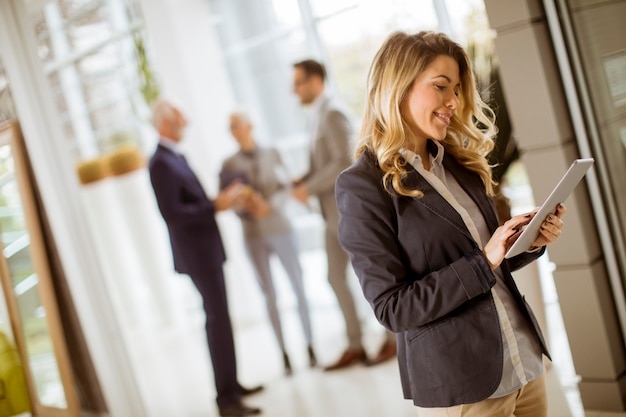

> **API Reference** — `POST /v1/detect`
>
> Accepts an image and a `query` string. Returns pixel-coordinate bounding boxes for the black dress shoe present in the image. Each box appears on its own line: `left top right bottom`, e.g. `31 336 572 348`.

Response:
283 351 293 376
307 345 317 367
219 402 261 416
238 384 264 396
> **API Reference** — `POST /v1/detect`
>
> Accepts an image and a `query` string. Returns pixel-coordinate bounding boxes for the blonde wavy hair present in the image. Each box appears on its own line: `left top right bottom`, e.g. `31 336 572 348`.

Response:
356 31 497 197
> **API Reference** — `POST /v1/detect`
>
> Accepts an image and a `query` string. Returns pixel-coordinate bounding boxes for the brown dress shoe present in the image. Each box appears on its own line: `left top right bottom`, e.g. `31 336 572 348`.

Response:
366 340 396 366
323 348 368 371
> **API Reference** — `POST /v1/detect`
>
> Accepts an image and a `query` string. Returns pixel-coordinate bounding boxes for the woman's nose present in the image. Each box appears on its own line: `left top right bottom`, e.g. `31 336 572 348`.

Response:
447 93 459 109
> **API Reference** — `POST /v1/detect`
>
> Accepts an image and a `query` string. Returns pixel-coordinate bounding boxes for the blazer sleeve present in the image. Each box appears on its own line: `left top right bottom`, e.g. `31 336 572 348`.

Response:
336 164 497 333
506 246 546 271
304 109 353 195
266 149 289 208
149 157 215 226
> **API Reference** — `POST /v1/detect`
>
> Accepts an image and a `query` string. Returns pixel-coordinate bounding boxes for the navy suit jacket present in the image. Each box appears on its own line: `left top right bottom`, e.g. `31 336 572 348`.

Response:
149 143 225 276
336 150 548 407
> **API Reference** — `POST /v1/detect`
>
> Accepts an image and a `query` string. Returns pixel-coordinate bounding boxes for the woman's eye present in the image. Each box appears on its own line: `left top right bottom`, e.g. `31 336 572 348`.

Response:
436 85 445 90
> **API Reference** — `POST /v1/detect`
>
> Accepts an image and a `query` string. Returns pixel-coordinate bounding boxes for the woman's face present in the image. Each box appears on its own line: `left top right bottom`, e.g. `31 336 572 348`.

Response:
402 54 460 144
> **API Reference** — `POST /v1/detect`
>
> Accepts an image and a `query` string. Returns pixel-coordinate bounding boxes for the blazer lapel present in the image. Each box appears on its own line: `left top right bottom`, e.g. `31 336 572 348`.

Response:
401 154 499 241
443 156 499 233
402 163 475 241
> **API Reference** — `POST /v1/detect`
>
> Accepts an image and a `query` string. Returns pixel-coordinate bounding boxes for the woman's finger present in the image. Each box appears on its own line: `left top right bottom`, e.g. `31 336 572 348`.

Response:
554 202 567 218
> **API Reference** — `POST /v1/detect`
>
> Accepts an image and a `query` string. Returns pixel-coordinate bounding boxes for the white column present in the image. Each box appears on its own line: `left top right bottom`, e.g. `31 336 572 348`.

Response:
79 171 196 417
106 167 183 326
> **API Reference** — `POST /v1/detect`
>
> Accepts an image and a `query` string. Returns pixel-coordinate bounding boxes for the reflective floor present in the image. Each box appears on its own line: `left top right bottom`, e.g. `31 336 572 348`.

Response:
233 304 573 417
118 247 620 417
17 246 626 417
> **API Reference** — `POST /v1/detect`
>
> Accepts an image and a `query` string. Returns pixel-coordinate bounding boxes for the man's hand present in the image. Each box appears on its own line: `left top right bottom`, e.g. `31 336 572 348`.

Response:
242 192 272 219
215 181 245 211
291 183 309 204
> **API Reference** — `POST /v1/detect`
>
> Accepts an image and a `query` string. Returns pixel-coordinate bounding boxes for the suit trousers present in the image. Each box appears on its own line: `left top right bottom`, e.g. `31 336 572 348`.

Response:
416 371 547 417
244 231 313 350
325 224 363 349
189 266 240 408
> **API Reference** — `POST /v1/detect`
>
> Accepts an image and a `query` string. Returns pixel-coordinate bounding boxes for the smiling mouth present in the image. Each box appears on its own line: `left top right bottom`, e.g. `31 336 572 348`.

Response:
434 112 451 125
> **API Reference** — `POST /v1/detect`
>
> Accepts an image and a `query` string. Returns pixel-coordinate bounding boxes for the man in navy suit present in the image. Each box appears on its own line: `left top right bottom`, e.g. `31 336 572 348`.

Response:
148 99 262 417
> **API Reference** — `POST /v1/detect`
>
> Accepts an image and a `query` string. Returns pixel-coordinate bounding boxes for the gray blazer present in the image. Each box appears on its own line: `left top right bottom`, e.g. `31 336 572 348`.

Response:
220 147 291 238
301 96 353 230
335 150 549 407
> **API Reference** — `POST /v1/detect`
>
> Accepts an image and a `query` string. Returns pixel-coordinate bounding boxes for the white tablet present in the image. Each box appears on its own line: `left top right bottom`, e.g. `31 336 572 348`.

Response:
505 158 594 259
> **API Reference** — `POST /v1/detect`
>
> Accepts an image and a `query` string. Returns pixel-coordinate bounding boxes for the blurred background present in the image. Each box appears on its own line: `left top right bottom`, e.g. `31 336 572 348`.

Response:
0 0 625 416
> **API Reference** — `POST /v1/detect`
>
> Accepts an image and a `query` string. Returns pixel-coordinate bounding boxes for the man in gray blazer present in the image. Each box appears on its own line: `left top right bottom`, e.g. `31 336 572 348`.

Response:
291 60 396 370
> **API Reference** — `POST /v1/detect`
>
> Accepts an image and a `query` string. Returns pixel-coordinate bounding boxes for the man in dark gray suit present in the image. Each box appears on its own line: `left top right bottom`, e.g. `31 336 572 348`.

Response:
291 60 396 370
148 99 262 417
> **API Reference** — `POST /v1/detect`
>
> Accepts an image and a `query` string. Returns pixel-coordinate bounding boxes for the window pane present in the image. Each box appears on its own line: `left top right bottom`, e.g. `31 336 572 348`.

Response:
317 1 438 118
272 0 303 27
29 0 152 161
210 0 483 168
209 0 302 46
310 0 358 17
223 30 308 146
209 0 314 157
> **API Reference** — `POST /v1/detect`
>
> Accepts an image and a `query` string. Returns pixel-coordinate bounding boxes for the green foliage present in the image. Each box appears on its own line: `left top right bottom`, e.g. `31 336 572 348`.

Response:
133 34 160 106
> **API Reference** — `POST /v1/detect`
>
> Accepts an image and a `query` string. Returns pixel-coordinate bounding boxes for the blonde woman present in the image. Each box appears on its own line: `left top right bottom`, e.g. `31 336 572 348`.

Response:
335 31 566 417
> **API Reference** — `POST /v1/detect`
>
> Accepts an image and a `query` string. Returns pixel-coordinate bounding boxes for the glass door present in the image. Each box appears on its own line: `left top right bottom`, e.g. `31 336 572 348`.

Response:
0 121 79 417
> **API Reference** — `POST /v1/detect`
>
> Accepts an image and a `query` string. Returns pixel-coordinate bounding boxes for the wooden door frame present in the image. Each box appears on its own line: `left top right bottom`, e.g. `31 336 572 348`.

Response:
0 120 80 417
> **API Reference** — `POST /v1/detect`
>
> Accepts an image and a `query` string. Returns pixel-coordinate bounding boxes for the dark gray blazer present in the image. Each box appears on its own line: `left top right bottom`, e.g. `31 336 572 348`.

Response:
335 149 549 407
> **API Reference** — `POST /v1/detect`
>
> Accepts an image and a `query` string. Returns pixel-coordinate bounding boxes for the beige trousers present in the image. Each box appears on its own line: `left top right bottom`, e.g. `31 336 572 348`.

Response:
416 372 547 417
